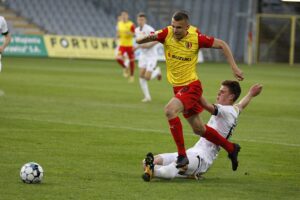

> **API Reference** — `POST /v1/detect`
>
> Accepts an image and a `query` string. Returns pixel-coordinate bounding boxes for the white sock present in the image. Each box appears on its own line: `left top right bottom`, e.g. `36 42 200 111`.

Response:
150 67 161 80
139 78 151 99
154 162 179 179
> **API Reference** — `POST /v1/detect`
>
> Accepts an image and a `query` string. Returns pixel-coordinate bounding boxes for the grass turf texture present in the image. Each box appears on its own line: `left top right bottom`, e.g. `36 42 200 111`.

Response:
0 57 299 200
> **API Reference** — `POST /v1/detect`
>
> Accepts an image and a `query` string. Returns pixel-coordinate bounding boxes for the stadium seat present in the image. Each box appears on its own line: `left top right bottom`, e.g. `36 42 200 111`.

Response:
3 0 252 61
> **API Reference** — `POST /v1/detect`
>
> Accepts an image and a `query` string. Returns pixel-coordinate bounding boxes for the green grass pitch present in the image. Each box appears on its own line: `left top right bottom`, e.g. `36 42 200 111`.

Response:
0 57 299 199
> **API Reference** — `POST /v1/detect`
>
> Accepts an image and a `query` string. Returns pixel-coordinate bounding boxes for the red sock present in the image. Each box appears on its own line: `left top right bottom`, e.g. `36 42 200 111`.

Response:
129 60 135 76
203 125 234 153
116 59 126 68
168 117 186 156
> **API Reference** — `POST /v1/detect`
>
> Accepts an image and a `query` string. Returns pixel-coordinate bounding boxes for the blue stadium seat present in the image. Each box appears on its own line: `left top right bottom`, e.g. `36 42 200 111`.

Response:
3 0 251 61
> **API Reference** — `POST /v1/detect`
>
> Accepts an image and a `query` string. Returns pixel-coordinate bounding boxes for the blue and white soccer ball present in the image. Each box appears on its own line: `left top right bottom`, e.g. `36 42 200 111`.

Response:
20 162 44 184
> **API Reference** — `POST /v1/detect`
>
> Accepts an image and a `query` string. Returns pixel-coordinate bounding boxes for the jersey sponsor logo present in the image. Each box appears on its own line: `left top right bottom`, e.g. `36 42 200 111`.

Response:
2 34 48 57
44 35 115 59
171 54 192 61
185 41 192 49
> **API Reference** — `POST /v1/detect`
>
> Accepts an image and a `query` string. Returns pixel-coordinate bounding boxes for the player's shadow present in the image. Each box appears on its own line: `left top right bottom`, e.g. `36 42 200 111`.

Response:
149 177 207 184
147 176 237 185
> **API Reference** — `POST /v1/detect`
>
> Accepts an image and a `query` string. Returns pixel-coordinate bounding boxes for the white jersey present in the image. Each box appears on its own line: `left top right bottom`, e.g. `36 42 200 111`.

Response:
188 104 240 165
135 24 157 58
0 16 9 35
155 104 240 179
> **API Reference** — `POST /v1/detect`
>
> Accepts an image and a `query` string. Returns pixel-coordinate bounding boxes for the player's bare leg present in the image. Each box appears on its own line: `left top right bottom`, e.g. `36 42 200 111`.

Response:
186 114 241 171
139 67 162 102
128 57 135 83
144 67 161 81
123 55 130 77
153 155 164 165
116 54 129 78
164 97 189 169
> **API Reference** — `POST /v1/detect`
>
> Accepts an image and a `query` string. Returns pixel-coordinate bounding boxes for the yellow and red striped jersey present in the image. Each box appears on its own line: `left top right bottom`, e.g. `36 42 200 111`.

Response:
156 25 214 86
117 20 135 47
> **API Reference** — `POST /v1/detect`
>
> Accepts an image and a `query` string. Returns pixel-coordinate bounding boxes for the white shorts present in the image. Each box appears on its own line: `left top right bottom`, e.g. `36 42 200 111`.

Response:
158 151 211 176
138 55 157 72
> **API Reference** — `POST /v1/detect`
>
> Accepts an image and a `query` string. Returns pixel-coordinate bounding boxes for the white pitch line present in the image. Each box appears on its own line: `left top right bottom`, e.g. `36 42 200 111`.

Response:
1 116 300 148
235 138 300 147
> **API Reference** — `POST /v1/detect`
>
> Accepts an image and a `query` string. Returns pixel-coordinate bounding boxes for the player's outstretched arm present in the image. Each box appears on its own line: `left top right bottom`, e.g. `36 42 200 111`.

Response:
212 39 244 81
135 41 158 50
199 96 217 115
141 41 159 48
136 33 158 44
236 84 263 111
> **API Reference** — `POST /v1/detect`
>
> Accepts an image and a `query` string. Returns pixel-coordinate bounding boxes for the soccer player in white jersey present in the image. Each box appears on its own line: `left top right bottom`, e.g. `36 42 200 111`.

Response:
134 13 161 102
142 80 263 181
0 16 11 72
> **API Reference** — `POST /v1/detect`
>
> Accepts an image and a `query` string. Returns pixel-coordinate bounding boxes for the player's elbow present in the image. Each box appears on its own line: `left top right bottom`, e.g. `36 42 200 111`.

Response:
220 40 230 51
213 38 227 49
236 103 245 112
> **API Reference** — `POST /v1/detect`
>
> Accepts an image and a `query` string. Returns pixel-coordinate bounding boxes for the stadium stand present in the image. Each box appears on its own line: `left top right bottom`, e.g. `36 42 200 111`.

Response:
2 0 253 61
259 0 300 14
3 0 117 37
0 3 44 34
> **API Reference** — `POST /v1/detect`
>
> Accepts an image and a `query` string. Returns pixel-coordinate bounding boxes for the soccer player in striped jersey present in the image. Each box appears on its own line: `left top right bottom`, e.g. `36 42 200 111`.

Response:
136 11 244 171
0 16 11 71
134 13 161 102
142 82 263 181
116 11 136 83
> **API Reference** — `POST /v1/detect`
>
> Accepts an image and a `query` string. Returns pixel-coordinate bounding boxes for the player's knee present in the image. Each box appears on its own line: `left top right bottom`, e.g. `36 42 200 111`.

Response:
144 71 152 80
154 155 163 165
192 126 205 136
144 76 151 81
164 106 177 119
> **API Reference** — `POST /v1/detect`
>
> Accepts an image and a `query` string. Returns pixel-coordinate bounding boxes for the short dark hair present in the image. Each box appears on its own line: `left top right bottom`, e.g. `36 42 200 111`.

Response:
221 80 241 102
137 12 147 18
172 11 189 22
